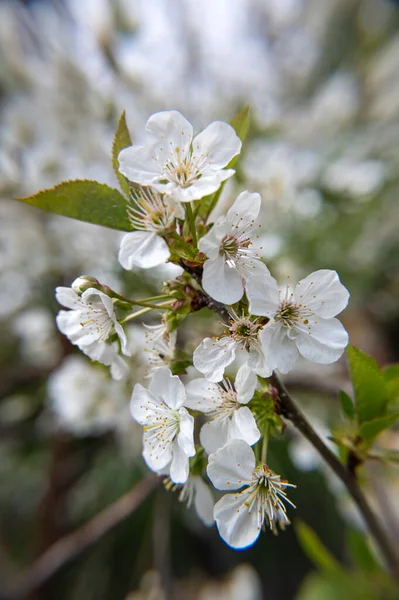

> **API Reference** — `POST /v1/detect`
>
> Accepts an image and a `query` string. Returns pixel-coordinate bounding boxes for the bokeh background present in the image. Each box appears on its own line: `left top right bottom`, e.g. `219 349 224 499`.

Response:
1 0 399 598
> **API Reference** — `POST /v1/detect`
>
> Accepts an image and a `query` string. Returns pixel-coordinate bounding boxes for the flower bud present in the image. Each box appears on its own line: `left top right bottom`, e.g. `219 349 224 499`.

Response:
72 275 100 295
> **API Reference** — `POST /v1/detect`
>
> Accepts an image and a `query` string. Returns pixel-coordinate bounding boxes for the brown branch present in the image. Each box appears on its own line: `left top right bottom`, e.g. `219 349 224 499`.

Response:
3 474 159 600
270 372 399 584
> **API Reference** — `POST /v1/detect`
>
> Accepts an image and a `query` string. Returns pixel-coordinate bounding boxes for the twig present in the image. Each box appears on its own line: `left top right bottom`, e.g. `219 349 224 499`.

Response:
270 372 399 584
3 474 159 600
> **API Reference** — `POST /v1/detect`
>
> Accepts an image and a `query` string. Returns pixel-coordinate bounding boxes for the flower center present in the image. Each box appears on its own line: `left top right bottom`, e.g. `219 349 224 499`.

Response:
127 187 177 232
275 300 301 327
228 316 263 352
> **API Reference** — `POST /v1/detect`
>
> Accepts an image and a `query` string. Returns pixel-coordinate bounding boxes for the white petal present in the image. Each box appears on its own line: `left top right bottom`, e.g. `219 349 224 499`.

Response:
202 257 244 304
247 345 271 378
148 367 186 409
113 321 130 356
177 408 195 457
109 354 129 381
118 231 170 270
229 407 261 447
193 337 237 383
55 287 80 309
235 364 258 404
193 477 214 527
185 379 221 412
198 219 230 260
294 269 350 318
130 384 162 425
192 121 241 169
200 419 230 455
143 432 172 473
246 273 279 317
170 439 190 483
214 489 261 549
145 110 193 157
82 288 114 319
295 317 349 364
118 144 161 185
226 191 261 226
207 439 255 491
79 341 128 380
239 257 270 287
259 322 299 374
170 171 234 203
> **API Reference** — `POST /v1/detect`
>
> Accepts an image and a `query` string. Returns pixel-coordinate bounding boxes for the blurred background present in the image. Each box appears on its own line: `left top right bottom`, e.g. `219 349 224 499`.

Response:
1 0 399 598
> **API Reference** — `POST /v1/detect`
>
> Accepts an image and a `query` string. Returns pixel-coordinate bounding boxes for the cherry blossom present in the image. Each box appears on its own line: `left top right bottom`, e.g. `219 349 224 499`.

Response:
119 186 183 270
193 312 268 383
186 364 260 453
55 283 130 379
246 269 350 374
199 191 269 304
118 110 241 203
130 368 195 483
164 474 214 527
207 440 295 549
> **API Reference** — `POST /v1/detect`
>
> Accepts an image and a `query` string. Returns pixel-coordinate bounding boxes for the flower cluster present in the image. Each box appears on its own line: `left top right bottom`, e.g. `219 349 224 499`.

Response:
53 109 350 549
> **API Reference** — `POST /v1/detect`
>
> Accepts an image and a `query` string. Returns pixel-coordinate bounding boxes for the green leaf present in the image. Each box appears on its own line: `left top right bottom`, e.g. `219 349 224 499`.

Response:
382 364 399 381
347 529 380 573
346 345 388 422
112 110 132 197
368 448 399 464
197 106 250 221
339 390 355 420
295 521 342 574
359 412 399 442
15 180 131 231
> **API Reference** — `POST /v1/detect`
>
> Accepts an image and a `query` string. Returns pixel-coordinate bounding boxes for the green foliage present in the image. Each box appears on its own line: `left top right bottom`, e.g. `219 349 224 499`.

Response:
359 412 399 442
339 390 355 420
197 106 250 221
15 180 132 231
112 110 133 197
346 345 388 423
249 389 283 433
295 521 341 574
347 529 380 573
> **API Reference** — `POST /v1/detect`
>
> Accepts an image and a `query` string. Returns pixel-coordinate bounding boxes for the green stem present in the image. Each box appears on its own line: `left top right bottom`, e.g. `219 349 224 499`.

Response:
261 424 270 464
121 306 153 323
129 300 173 310
185 202 198 249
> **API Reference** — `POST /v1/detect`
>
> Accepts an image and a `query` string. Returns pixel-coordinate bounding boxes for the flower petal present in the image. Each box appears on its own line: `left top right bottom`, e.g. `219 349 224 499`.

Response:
55 287 80 309
118 144 161 185
145 110 193 157
295 317 349 364
169 170 234 202
294 269 350 318
185 378 221 412
226 191 261 226
200 419 230 455
192 121 241 169
214 489 261 549
118 231 170 270
193 337 237 383
198 219 231 260
207 439 255 491
177 407 195 457
235 364 258 404
229 407 261 447
193 477 214 527
202 256 244 304
170 439 190 483
148 367 186 409
246 273 279 317
130 384 163 425
259 321 299 374
143 431 173 473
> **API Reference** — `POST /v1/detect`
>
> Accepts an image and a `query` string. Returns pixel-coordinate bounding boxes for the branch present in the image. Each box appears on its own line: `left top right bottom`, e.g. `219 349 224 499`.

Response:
3 474 159 600
270 372 399 584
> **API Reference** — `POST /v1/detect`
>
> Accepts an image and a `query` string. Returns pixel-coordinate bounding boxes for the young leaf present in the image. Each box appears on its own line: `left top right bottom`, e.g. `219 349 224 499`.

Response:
112 110 132 197
339 390 355 420
346 345 388 423
347 529 380 573
295 521 341 574
359 412 399 442
15 180 131 231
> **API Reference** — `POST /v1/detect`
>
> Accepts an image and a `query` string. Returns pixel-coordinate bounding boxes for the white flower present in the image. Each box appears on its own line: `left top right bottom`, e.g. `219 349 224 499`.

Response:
199 191 269 304
165 475 214 527
207 440 295 549
246 269 350 374
130 367 195 483
186 364 260 454
193 312 269 383
119 187 184 270
118 110 241 203
143 321 177 377
55 283 130 380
